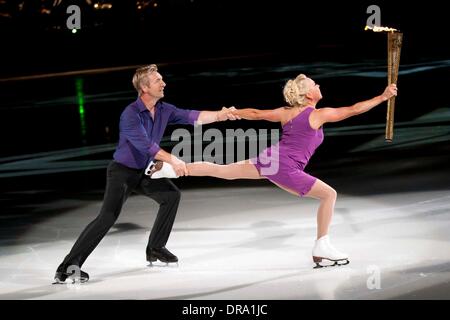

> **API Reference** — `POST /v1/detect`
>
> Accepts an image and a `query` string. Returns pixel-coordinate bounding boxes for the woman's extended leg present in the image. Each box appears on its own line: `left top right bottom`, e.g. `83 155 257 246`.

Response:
187 160 262 180
304 179 337 239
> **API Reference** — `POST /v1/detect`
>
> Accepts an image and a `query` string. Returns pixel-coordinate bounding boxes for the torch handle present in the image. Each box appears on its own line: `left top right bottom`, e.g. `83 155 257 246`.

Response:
386 32 403 142
386 98 396 142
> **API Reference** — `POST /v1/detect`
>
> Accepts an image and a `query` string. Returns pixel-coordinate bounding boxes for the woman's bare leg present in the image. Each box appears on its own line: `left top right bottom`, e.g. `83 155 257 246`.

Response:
304 179 337 239
188 161 337 240
271 179 337 240
187 160 262 180
270 181 300 196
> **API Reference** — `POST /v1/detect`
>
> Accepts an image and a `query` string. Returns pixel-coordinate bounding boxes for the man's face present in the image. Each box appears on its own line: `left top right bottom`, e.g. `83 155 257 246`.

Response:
143 71 166 99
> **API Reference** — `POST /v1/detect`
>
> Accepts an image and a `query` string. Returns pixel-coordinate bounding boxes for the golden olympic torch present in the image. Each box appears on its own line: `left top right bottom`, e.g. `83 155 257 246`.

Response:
365 25 403 142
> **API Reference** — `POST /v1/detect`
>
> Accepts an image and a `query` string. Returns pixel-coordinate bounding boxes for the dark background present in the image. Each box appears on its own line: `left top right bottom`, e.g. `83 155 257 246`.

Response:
1 0 449 76
1 0 449 193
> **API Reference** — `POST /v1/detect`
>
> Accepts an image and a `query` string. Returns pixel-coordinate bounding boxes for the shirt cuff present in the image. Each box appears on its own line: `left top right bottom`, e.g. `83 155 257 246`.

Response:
187 110 201 125
148 142 161 158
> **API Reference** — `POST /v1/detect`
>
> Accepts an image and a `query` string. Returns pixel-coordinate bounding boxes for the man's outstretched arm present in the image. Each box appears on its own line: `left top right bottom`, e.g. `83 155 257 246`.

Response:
196 107 239 124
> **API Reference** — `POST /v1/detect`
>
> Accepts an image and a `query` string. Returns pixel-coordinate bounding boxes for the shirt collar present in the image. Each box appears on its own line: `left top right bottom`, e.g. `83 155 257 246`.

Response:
136 97 162 113
136 97 148 113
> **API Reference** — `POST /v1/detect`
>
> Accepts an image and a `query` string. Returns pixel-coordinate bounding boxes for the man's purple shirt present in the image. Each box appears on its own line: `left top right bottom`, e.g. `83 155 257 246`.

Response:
113 97 200 169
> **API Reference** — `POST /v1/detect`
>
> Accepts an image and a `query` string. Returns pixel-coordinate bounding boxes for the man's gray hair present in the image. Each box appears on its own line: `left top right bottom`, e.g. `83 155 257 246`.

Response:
132 64 158 95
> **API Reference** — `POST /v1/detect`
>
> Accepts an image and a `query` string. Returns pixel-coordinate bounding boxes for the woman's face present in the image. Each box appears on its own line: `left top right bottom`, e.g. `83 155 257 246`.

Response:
306 78 322 102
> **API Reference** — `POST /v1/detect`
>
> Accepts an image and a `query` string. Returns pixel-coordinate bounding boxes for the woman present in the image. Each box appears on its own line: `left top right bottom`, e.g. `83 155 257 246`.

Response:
149 74 398 268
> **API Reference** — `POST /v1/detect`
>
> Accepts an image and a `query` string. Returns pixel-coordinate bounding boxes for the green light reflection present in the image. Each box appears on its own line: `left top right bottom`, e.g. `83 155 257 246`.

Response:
76 78 87 141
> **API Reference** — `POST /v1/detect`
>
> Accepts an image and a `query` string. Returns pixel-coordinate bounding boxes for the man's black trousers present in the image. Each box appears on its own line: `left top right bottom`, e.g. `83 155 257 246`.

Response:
60 160 181 268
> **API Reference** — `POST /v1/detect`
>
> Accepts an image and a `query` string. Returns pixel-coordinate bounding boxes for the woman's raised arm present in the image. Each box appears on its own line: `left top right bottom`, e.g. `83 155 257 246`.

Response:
311 84 397 126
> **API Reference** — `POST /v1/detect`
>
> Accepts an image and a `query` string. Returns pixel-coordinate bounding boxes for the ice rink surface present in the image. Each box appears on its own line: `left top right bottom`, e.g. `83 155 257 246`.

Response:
1 183 449 300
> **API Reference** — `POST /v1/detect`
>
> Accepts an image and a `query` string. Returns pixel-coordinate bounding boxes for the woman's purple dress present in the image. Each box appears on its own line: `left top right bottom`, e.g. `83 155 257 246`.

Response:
251 106 324 196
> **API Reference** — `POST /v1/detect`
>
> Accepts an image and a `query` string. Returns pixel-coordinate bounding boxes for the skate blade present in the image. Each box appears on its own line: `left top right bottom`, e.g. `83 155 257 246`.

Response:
66 275 89 284
314 258 350 269
52 277 88 284
71 278 89 284
145 161 163 176
52 279 67 285
148 260 179 268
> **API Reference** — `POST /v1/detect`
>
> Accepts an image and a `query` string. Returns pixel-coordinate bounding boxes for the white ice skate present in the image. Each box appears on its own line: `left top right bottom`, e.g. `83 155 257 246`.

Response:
312 235 349 268
145 161 178 179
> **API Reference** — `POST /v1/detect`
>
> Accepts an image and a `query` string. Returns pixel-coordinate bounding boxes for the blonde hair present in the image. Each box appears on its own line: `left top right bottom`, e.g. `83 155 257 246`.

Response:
132 64 158 95
283 74 312 107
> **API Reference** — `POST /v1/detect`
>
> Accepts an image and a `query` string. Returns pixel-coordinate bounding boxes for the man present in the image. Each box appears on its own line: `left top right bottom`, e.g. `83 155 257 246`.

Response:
54 64 236 283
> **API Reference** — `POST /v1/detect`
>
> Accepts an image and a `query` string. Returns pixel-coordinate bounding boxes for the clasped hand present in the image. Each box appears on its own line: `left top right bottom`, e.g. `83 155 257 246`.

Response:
217 106 241 121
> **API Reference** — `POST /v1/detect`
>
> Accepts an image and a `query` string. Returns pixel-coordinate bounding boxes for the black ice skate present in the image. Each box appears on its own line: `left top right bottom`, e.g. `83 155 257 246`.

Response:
146 247 178 266
53 264 89 284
